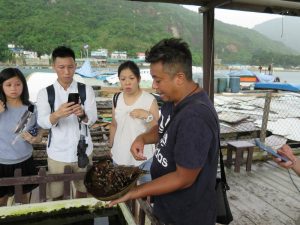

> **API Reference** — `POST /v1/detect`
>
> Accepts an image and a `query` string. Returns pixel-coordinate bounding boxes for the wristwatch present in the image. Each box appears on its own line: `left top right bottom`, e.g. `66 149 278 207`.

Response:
144 112 153 123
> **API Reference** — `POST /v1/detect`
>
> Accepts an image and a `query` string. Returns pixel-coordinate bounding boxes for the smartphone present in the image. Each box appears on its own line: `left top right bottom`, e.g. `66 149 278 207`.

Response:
68 93 80 104
255 138 289 162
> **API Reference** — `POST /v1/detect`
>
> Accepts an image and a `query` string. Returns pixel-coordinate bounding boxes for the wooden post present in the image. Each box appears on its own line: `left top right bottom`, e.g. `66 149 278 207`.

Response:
63 165 72 200
137 198 161 225
138 197 147 225
14 168 23 204
260 92 272 142
203 7 215 103
38 167 47 202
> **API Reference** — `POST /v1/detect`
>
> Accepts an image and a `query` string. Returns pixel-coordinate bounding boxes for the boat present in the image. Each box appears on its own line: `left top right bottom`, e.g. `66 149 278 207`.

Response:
227 69 281 90
227 69 258 87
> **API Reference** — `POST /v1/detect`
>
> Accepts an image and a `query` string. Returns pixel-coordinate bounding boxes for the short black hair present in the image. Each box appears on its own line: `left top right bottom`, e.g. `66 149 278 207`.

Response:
52 46 75 62
145 38 193 80
118 60 141 80
0 68 30 107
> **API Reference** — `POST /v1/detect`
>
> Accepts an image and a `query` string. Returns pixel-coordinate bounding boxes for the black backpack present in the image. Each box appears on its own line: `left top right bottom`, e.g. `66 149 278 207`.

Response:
46 82 86 147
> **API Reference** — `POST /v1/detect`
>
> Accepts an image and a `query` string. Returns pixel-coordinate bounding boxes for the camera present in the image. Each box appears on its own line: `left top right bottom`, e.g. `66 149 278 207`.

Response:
77 135 89 168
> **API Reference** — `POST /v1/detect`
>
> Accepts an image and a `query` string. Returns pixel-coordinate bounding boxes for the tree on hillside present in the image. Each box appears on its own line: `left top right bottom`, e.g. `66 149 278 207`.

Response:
0 39 11 62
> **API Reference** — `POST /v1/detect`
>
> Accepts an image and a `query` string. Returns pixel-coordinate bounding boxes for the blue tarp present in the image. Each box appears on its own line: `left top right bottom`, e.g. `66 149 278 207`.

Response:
254 82 300 92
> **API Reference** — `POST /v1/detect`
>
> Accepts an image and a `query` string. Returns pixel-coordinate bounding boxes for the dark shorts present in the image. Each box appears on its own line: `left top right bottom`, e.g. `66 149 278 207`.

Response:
0 156 38 197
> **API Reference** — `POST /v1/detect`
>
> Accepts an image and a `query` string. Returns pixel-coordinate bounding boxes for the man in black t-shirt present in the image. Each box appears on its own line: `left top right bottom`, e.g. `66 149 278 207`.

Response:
109 38 219 225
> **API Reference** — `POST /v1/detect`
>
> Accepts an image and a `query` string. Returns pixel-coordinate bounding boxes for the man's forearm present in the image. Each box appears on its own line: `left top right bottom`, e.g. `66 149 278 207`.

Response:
141 124 159 144
49 111 60 125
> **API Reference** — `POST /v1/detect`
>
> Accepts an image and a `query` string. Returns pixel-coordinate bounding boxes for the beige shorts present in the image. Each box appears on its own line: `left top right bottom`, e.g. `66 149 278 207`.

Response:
47 155 92 199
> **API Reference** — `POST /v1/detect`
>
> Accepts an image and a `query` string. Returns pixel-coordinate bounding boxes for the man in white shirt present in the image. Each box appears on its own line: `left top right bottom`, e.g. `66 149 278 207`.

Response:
36 46 97 199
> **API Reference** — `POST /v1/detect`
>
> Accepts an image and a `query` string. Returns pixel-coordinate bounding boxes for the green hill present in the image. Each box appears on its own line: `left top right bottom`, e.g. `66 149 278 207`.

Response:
0 0 297 65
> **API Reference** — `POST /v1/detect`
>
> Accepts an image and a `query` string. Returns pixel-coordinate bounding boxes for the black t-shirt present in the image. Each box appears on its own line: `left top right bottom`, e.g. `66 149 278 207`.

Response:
151 91 219 225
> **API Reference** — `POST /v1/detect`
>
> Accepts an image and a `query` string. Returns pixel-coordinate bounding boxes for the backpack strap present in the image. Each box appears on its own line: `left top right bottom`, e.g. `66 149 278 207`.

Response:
46 85 55 148
113 92 121 108
77 82 86 106
46 85 55 113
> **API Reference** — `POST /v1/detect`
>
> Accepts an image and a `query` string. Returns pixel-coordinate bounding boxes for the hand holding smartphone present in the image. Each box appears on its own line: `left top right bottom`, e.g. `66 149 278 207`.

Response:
68 93 80 104
255 138 289 162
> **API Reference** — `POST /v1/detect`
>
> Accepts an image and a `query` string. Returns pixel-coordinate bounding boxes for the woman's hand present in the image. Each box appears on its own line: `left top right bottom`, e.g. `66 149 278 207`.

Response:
129 109 148 120
21 131 43 144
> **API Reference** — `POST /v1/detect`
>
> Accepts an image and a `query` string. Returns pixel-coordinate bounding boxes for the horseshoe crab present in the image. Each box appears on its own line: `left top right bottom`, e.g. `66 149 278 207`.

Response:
84 157 146 201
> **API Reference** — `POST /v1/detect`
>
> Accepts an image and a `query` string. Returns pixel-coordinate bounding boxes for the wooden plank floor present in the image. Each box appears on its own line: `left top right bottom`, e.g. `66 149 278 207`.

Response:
224 161 300 225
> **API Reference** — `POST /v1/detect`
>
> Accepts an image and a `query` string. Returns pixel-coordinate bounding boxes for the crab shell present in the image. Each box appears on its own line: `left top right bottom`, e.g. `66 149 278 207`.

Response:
84 159 146 201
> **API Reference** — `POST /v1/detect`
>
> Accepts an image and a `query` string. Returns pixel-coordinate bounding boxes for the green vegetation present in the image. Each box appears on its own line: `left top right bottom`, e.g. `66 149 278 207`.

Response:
0 38 10 61
0 0 299 66
251 50 300 68
254 17 300 54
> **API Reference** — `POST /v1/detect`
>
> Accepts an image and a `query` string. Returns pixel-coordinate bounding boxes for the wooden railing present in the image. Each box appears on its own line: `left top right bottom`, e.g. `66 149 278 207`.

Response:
0 167 161 225
0 166 85 203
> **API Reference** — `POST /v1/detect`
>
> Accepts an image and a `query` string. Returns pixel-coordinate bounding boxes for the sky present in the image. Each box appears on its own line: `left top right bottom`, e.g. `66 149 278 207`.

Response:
183 5 282 29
